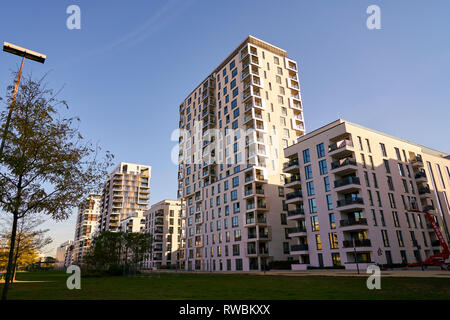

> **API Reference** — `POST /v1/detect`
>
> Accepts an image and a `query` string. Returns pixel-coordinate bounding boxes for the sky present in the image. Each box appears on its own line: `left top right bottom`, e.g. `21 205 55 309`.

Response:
0 0 449 256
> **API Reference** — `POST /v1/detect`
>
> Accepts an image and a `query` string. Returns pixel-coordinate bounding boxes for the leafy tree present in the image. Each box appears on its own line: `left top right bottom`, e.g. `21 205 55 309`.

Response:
0 74 113 300
0 215 52 281
85 231 152 275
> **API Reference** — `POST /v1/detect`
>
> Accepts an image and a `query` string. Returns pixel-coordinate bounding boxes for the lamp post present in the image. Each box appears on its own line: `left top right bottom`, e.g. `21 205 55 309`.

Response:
1 42 46 160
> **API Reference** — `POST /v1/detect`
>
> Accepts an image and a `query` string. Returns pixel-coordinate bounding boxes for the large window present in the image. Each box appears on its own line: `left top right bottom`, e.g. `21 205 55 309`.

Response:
316 143 325 158
319 159 327 175
302 149 310 163
305 165 313 180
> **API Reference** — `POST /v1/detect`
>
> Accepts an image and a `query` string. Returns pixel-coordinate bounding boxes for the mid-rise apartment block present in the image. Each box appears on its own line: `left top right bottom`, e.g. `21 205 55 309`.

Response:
283 119 450 270
119 211 146 233
177 36 305 271
143 200 182 269
72 194 101 265
98 162 151 232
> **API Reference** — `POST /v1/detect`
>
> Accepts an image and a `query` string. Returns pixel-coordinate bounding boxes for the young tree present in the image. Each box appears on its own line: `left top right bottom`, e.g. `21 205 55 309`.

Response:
0 215 52 282
0 74 113 300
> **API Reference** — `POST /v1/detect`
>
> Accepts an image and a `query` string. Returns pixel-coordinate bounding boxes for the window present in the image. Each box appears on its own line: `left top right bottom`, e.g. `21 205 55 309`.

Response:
365 139 371 152
278 186 284 197
305 165 313 180
308 198 317 213
232 176 239 187
388 193 397 209
316 143 325 158
372 173 378 188
232 216 239 228
372 209 377 226
357 136 363 150
329 213 336 229
397 230 404 247
398 163 405 177
232 244 240 256
381 230 390 247
395 147 401 161
326 194 333 210
384 159 391 173
387 176 395 191
324 176 331 192
380 143 387 157
392 211 400 227
319 160 328 175
231 190 237 201
302 149 310 163
306 181 315 196
315 234 322 250
329 233 339 249
380 210 386 226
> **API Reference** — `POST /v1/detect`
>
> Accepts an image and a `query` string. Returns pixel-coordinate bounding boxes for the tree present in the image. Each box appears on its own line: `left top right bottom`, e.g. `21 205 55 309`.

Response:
84 231 152 275
0 215 52 281
0 73 113 300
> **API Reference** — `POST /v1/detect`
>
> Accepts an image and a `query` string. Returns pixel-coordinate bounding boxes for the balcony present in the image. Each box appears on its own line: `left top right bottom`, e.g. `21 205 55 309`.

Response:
411 155 424 168
342 239 372 248
431 240 441 247
287 226 307 237
330 158 357 174
334 176 361 193
419 186 431 197
339 218 368 230
286 190 303 204
290 244 308 254
336 197 364 212
414 170 427 183
283 158 299 173
284 174 301 188
328 139 354 157
287 208 305 220
288 97 302 110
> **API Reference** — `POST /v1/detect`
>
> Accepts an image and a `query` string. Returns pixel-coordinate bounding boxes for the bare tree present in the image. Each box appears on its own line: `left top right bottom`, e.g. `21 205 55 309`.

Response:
0 73 113 300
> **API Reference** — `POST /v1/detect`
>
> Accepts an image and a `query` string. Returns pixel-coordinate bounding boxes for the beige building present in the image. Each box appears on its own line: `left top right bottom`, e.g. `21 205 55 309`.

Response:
119 211 146 233
71 194 101 265
143 200 182 269
283 119 450 270
177 36 304 271
98 162 151 232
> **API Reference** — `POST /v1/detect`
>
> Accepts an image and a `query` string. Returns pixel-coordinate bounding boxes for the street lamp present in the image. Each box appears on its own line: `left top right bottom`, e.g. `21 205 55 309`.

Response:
1 42 46 159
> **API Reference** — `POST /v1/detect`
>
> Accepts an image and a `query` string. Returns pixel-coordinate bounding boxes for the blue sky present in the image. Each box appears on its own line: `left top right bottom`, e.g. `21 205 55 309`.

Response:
1 0 449 256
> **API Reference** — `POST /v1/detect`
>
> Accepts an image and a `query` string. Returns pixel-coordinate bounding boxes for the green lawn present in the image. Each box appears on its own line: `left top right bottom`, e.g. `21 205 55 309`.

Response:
5 271 450 300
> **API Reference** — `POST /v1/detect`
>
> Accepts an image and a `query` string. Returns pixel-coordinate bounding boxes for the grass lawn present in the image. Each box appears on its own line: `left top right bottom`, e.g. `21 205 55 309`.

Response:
5 270 450 300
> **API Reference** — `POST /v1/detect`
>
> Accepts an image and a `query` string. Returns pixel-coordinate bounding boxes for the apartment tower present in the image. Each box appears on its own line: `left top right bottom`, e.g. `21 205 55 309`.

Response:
99 162 151 232
177 36 305 271
143 200 182 269
283 119 450 270
72 194 101 265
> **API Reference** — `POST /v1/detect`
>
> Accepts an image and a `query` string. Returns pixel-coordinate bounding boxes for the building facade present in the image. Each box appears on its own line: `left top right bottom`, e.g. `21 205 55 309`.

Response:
283 119 450 270
55 240 73 269
143 200 182 269
119 211 146 233
71 194 101 265
98 162 151 232
177 36 305 271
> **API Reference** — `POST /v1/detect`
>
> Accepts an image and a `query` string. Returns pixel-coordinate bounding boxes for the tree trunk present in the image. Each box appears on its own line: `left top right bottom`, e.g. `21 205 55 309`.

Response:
2 212 18 300
11 231 22 286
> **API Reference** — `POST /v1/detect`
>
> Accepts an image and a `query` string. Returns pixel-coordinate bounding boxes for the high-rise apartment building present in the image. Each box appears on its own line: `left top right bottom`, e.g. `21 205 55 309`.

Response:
283 119 450 270
177 36 305 271
99 162 151 232
143 200 183 269
72 194 101 265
